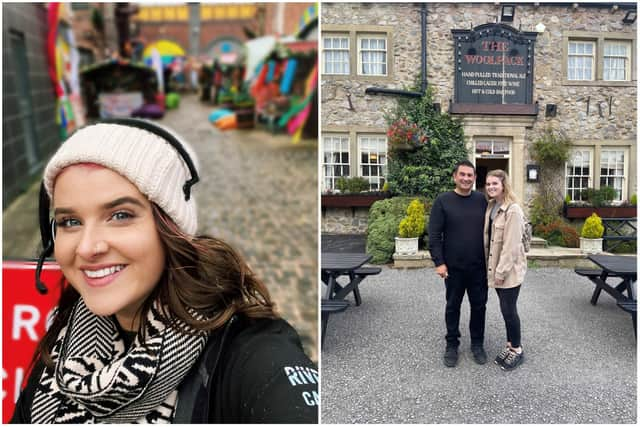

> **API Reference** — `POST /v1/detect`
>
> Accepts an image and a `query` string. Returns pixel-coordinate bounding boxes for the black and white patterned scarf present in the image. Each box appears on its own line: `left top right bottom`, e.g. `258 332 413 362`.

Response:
31 299 207 423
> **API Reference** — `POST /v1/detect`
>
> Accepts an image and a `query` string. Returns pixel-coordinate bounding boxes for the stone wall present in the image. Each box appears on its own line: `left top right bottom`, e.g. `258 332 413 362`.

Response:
321 3 423 129
322 207 370 234
3 4 60 204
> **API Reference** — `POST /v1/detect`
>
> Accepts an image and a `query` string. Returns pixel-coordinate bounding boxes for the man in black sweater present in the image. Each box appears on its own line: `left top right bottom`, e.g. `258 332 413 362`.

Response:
428 160 488 367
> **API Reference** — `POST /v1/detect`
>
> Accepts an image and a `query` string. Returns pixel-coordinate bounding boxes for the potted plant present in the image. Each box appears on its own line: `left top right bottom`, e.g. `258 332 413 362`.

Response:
387 118 428 152
580 213 604 254
564 187 637 219
395 199 425 255
322 177 391 208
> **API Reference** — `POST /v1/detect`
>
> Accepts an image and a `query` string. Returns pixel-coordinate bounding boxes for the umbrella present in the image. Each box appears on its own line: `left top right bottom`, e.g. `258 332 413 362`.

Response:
143 39 186 67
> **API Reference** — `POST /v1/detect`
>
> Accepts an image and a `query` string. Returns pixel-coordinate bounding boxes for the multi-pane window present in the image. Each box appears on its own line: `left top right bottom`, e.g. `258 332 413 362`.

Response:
475 139 510 156
322 135 350 191
358 36 387 76
566 150 592 201
567 41 595 81
322 36 350 75
603 41 631 81
358 135 387 190
600 149 625 201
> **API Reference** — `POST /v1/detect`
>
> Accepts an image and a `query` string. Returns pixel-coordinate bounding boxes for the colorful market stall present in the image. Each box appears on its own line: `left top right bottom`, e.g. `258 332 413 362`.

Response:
80 59 159 119
249 31 317 141
46 3 86 138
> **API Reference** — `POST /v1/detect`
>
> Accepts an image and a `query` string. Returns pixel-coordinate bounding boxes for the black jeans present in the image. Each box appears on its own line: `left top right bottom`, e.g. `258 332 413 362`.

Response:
444 267 488 348
495 285 521 348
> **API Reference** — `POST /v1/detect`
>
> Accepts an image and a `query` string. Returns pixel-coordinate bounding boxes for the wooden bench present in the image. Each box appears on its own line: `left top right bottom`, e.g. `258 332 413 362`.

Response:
321 299 350 346
616 300 637 337
349 267 382 306
574 268 621 278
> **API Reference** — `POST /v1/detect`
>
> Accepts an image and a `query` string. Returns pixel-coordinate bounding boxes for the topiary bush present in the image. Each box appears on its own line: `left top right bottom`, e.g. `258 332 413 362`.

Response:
581 213 604 238
630 194 637 206
398 199 425 238
534 220 579 247
367 196 429 264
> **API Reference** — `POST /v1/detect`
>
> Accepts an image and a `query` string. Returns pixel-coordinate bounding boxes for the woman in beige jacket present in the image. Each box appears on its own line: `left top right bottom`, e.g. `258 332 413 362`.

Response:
483 169 527 370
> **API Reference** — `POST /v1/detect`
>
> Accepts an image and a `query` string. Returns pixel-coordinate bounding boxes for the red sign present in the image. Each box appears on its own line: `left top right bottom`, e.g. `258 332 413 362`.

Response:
2 261 62 423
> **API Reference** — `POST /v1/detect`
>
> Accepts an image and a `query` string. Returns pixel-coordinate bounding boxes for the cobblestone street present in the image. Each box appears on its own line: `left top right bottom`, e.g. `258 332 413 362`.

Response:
3 94 318 361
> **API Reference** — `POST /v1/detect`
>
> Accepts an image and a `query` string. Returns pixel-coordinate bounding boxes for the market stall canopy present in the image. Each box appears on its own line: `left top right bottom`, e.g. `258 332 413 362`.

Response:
81 59 156 88
143 39 186 67
244 35 277 82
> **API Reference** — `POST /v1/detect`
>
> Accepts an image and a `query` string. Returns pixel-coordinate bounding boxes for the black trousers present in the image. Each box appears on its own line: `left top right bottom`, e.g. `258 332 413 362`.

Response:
495 285 522 348
444 267 488 347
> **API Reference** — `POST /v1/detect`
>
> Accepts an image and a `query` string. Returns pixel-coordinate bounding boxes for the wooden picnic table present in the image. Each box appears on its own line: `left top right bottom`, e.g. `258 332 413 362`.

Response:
320 252 378 347
576 254 637 336
321 252 373 301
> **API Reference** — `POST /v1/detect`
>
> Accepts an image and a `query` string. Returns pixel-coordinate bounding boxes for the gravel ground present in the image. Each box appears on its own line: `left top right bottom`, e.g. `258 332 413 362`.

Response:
321 267 637 424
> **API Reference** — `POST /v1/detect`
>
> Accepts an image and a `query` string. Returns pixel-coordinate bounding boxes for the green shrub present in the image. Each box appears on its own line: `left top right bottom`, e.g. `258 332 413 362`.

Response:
630 194 637 206
581 213 604 238
609 240 637 254
534 220 579 247
385 86 469 198
367 196 429 263
398 199 425 238
335 176 370 193
531 127 571 167
565 194 571 204
580 187 616 207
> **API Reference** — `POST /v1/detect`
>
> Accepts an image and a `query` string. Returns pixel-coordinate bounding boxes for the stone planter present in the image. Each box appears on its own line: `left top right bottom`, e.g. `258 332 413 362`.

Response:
564 204 637 219
579 237 603 254
395 236 419 255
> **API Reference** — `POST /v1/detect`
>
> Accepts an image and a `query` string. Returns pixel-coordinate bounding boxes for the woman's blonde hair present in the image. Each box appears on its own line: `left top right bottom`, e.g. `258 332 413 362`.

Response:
486 169 518 205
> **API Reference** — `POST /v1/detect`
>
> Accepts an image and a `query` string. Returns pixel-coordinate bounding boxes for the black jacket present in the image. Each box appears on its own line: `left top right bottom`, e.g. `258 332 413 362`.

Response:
10 315 318 424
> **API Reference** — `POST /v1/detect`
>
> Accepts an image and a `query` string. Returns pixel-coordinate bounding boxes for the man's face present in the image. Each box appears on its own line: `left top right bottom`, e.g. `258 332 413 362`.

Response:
453 165 475 193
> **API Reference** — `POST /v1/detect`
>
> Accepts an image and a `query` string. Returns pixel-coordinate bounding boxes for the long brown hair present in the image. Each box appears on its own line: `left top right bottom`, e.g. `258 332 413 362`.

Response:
34 203 277 368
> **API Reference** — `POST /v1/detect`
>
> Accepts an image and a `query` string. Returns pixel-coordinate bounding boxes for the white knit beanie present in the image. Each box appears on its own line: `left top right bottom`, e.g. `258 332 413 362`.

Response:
43 122 199 235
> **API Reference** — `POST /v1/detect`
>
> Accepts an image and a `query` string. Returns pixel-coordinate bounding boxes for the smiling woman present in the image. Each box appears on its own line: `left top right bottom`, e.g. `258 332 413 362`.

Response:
10 119 318 424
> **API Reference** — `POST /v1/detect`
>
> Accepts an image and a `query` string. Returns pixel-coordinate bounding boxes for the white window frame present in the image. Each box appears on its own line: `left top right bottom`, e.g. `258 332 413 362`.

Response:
322 134 351 192
321 35 350 75
599 148 628 203
565 149 594 202
603 40 631 81
357 134 387 191
357 34 387 76
567 40 596 81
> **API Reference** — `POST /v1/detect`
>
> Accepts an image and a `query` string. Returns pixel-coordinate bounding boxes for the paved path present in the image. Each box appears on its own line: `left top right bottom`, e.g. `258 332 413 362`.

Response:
321 267 636 423
3 95 318 361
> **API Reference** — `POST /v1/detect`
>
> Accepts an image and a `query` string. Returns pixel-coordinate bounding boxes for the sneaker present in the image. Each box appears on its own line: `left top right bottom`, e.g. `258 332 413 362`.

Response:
471 345 488 365
443 346 459 367
500 349 524 371
494 346 511 365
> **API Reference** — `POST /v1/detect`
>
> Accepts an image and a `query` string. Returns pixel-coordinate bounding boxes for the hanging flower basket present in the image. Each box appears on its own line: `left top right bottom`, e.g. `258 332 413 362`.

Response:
387 118 429 152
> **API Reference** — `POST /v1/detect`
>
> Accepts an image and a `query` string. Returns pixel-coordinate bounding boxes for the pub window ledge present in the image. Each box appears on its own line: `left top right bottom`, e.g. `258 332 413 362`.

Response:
562 80 636 87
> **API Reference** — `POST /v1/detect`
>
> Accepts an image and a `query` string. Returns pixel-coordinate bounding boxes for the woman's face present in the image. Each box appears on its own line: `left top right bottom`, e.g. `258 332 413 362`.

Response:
485 175 504 200
53 165 165 330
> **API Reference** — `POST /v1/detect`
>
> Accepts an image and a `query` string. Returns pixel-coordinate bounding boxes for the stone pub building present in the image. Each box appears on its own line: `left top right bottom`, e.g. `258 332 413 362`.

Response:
321 2 637 234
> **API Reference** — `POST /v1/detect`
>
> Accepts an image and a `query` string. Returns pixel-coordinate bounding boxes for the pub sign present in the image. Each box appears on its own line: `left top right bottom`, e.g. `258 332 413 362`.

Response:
452 23 537 105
